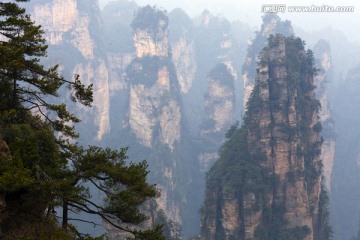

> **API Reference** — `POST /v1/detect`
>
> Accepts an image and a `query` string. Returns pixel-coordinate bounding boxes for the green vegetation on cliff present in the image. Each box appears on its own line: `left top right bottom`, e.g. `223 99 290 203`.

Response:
131 5 169 33
201 35 331 240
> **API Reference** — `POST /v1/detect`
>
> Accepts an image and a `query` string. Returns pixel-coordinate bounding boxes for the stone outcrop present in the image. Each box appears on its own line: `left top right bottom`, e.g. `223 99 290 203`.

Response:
169 8 197 94
201 35 330 240
30 0 111 141
313 40 336 191
242 13 293 108
113 7 203 238
126 6 182 150
132 6 169 58
31 0 97 59
171 35 196 93
31 0 78 45
127 61 182 150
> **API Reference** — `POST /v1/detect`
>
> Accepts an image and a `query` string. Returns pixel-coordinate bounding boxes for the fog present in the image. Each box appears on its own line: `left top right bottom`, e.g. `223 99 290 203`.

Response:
95 1 360 239
99 0 360 43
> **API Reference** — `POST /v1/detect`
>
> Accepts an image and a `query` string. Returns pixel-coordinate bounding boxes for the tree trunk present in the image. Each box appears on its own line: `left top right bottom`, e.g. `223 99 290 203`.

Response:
62 200 68 230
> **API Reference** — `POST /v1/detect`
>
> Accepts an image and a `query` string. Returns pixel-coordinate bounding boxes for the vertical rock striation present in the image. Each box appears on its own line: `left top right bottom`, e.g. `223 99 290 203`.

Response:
126 58 182 150
127 6 182 151
313 40 336 191
116 6 203 238
201 35 331 240
169 8 197 94
30 0 111 141
242 13 293 108
131 6 169 58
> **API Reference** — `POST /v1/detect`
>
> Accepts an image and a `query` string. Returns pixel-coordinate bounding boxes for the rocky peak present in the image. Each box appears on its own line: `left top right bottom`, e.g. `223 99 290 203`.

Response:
125 6 183 150
201 35 331 240
131 5 169 58
260 14 293 37
242 14 293 108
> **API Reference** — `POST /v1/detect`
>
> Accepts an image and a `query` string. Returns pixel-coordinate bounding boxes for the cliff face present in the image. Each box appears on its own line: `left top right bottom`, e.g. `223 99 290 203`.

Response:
126 58 182 150
171 35 196 93
169 9 197 94
242 14 293 108
132 6 169 58
313 40 336 191
109 7 203 237
30 0 111 141
201 35 330 240
126 7 181 150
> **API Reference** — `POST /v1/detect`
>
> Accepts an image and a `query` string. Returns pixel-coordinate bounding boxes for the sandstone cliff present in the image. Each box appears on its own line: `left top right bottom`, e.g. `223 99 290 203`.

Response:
126 57 182 150
201 35 331 240
126 6 181 150
131 6 169 58
30 0 111 141
242 13 293 108
313 40 336 191
169 9 197 94
105 6 203 238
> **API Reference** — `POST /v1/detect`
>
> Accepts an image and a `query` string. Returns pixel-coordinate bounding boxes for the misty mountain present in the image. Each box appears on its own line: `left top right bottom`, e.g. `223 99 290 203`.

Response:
17 0 360 239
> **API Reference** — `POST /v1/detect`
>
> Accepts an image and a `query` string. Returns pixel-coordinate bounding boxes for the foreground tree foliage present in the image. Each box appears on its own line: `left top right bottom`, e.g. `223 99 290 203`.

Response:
0 1 164 239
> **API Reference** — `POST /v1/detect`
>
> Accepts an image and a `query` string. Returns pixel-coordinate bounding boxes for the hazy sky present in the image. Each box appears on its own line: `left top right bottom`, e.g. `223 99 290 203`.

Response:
99 0 360 43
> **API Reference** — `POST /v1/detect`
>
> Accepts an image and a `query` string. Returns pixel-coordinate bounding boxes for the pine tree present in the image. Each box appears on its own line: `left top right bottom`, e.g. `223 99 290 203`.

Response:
0 1 164 239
